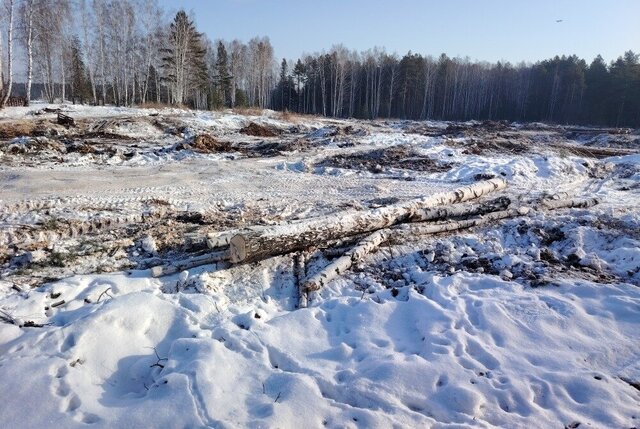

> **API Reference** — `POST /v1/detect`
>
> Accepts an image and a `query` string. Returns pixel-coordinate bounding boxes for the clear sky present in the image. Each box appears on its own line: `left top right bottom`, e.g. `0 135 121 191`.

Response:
158 0 639 64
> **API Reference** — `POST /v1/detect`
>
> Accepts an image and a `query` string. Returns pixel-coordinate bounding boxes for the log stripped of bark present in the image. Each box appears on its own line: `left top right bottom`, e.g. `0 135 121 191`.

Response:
229 178 507 263
294 252 309 308
183 228 257 251
150 249 229 278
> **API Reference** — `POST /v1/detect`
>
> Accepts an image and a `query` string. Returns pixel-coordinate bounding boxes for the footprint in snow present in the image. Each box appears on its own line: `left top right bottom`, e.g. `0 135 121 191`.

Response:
50 363 102 425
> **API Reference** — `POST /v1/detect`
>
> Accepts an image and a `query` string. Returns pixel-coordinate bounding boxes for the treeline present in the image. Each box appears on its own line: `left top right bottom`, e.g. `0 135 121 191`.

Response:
273 49 640 127
0 0 276 110
0 0 638 127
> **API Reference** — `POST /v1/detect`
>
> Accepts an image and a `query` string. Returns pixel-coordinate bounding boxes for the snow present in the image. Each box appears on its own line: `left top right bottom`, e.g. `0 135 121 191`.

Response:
0 105 639 428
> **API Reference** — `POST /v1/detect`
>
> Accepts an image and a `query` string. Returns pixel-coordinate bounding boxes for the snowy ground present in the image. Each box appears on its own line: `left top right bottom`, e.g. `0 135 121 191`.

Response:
0 104 639 428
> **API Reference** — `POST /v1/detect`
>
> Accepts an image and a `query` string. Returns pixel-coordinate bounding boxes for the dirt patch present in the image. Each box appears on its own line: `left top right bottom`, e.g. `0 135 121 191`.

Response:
241 139 310 157
0 120 40 138
65 142 96 154
177 134 233 153
307 125 369 139
318 145 454 173
240 122 279 137
0 118 80 140
2 137 66 155
408 120 511 137
456 137 532 155
547 142 638 158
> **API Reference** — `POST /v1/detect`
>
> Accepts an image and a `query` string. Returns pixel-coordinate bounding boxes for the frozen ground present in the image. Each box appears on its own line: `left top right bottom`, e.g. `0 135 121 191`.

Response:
0 104 639 428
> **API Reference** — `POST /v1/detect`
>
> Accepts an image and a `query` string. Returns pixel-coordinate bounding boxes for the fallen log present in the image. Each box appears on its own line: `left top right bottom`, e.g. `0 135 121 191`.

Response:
301 197 600 298
150 249 229 278
402 197 599 237
183 228 255 251
57 112 75 127
541 197 600 210
401 207 531 235
294 251 309 308
303 229 390 295
547 142 637 158
409 196 511 222
229 178 507 263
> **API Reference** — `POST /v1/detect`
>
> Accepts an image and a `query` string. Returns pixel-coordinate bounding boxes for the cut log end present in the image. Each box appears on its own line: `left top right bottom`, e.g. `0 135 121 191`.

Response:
150 266 164 278
229 234 247 263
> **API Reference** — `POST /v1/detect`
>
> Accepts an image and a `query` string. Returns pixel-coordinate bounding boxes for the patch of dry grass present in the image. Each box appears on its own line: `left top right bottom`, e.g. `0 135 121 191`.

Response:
0 120 38 138
137 102 190 110
273 110 320 123
231 107 264 116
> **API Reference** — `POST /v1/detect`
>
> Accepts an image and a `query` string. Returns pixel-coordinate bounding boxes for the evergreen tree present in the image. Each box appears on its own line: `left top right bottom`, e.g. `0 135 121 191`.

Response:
584 55 609 124
162 10 208 107
215 41 232 107
69 36 90 104
293 59 306 112
272 58 297 111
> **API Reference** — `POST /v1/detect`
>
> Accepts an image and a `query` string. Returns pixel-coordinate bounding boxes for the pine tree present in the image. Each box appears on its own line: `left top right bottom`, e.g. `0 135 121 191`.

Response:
215 42 232 107
293 59 305 112
69 36 90 104
162 10 208 106
279 59 287 110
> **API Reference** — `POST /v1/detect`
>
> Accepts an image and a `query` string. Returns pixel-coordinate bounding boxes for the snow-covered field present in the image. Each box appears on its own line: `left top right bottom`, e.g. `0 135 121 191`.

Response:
0 104 639 428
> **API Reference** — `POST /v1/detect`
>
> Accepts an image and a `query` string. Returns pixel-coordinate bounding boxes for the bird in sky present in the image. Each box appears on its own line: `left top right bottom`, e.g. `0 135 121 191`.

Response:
556 19 564 23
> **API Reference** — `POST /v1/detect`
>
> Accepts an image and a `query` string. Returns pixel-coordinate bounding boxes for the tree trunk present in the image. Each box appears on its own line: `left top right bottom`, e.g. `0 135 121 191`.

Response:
0 0 15 107
25 0 34 105
541 197 600 210
150 250 230 278
303 229 389 294
294 251 309 308
409 196 511 222
229 178 507 263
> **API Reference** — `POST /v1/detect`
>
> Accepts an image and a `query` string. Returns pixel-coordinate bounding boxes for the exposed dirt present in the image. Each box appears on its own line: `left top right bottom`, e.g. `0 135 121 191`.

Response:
240 122 280 137
0 119 62 138
404 120 639 158
452 137 533 155
241 139 310 157
2 137 66 154
177 134 233 153
446 133 637 158
318 145 454 173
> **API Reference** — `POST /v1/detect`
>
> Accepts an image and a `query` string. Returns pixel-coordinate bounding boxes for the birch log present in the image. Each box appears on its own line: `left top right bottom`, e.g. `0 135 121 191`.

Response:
303 230 389 294
294 252 309 308
401 207 532 235
403 197 599 236
302 197 600 296
229 178 507 263
150 249 229 278
409 196 511 222
541 197 600 210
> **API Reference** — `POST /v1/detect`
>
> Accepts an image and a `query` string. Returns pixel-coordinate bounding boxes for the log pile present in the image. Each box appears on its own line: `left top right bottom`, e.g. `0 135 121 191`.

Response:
149 178 601 308
6 96 27 107
57 112 75 127
228 178 508 263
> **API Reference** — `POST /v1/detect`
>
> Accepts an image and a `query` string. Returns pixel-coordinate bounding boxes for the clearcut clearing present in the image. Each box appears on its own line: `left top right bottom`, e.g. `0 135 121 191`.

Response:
1 103 639 428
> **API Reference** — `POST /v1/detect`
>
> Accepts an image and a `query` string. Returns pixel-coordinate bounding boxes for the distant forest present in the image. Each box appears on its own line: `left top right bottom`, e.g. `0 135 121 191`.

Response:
0 0 638 127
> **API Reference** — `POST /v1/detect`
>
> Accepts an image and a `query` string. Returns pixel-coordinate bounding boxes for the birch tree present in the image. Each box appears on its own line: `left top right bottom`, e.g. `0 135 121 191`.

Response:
0 0 15 107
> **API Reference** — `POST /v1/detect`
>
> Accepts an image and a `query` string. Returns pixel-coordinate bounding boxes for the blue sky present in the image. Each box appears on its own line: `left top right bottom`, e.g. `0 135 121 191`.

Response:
158 0 639 64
